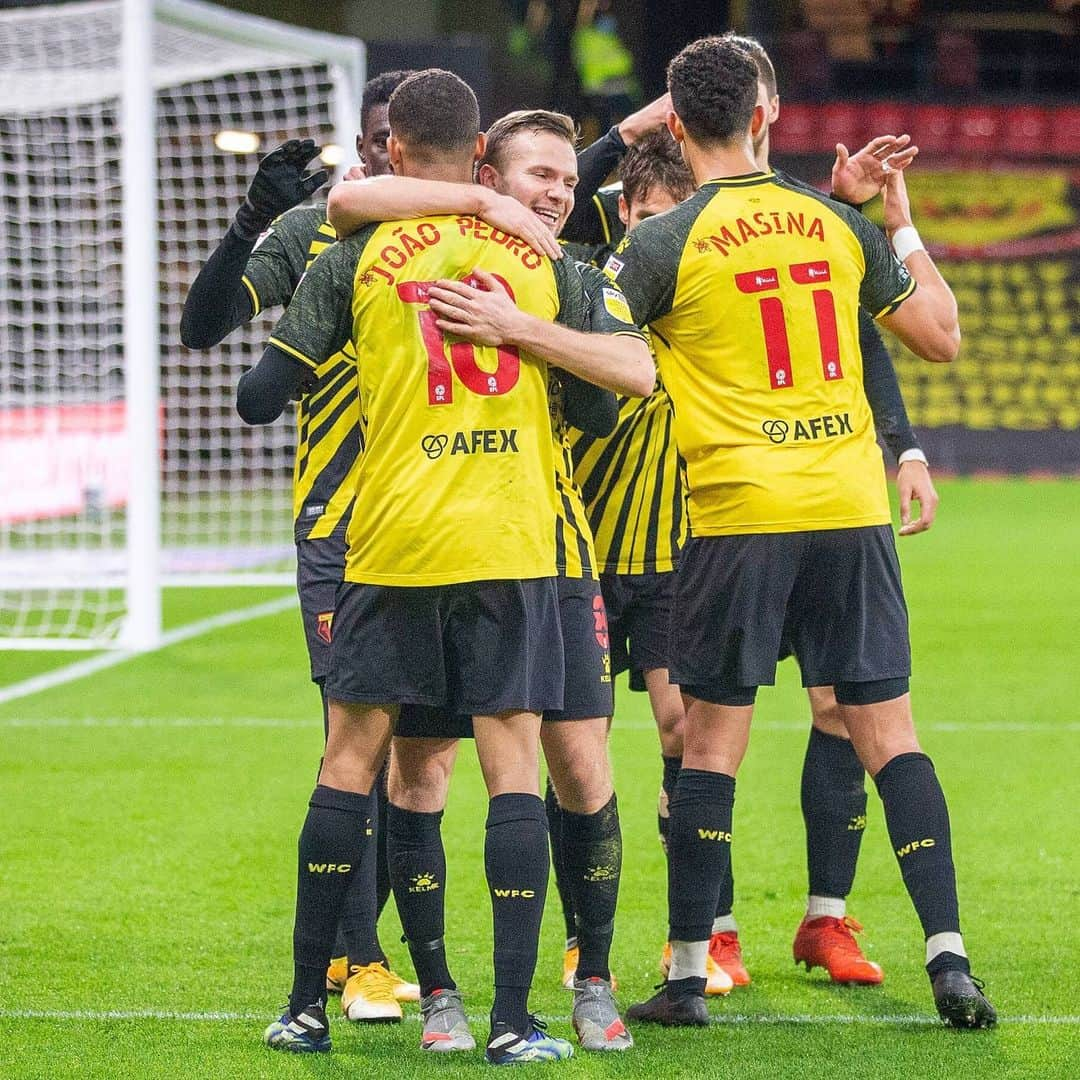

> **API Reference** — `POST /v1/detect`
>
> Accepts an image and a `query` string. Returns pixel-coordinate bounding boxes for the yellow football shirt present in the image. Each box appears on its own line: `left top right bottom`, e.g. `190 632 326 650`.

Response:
604 172 915 535
269 215 643 585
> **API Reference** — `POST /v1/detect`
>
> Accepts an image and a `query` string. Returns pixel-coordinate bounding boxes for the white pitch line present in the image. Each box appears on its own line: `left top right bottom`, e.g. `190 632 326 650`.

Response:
0 715 1074 734
3 1008 1076 1026
0 595 297 707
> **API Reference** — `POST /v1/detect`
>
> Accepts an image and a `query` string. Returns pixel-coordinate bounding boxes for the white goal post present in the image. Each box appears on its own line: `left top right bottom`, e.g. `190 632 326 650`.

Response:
0 0 364 650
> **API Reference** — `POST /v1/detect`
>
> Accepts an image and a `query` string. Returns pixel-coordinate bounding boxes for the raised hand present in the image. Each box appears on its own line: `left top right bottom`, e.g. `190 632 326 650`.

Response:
234 139 329 239
832 134 918 207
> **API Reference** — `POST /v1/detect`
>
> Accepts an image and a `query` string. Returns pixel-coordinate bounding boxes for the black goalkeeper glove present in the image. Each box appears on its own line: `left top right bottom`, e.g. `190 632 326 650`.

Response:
233 138 330 240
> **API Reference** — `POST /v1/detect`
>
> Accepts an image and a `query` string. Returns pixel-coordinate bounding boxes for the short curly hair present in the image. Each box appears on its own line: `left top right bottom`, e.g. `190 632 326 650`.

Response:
361 70 414 130
667 36 758 145
619 129 694 207
388 69 480 159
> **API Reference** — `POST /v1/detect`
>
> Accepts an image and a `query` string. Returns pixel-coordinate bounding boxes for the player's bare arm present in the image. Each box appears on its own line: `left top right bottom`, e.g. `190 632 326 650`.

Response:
832 134 918 207
617 92 674 145
428 268 654 396
326 176 561 259
877 170 960 362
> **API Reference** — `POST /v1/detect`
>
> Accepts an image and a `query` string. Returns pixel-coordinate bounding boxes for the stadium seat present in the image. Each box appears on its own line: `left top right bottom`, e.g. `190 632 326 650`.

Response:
771 102 818 154
1001 106 1051 159
954 106 1002 157
820 102 866 153
1048 106 1080 160
910 105 956 158
864 102 912 141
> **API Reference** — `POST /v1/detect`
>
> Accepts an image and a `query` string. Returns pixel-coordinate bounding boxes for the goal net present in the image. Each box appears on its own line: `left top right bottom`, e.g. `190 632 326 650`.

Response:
0 0 363 649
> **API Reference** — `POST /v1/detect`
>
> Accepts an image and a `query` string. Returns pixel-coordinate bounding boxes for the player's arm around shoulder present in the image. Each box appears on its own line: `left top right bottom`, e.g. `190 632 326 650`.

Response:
871 170 960 363
426 260 654 397
326 176 560 260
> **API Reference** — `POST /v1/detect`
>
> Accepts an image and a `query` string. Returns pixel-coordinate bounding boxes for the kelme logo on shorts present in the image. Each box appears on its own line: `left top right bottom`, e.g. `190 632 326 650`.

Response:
421 430 519 459
762 414 853 444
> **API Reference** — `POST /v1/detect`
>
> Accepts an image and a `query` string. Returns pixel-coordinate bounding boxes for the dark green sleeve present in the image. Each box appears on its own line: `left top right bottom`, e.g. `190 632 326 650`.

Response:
597 191 706 326
241 205 327 314
267 227 375 369
551 259 646 341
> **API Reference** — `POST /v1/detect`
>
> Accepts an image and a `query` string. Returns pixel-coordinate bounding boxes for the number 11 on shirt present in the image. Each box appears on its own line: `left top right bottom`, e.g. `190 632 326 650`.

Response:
736 260 844 389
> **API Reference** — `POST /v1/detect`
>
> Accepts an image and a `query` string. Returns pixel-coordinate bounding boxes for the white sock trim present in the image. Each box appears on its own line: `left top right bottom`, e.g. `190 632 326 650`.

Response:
806 895 846 919
712 914 738 934
669 940 709 982
926 932 966 965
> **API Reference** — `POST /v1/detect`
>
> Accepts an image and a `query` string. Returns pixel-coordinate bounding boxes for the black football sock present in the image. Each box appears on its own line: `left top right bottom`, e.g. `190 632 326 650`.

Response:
874 752 961 940
544 776 577 943
387 803 455 997
659 755 680 854
339 788 383 970
715 857 734 920
668 768 736 944
290 785 372 1014
374 759 392 929
802 727 868 900
487 793 549 1033
561 794 621 982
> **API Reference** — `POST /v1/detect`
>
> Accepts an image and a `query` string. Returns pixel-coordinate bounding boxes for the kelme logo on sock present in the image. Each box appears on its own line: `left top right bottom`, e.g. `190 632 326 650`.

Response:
584 864 618 882
408 871 441 893
848 814 867 832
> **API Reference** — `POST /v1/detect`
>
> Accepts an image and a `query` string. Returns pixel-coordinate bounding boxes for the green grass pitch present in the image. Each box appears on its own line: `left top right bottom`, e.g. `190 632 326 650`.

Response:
1 480 1077 1078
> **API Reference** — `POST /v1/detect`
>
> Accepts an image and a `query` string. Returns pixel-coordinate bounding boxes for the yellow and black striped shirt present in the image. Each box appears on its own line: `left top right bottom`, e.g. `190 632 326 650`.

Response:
570 381 686 574
241 205 360 540
549 372 599 579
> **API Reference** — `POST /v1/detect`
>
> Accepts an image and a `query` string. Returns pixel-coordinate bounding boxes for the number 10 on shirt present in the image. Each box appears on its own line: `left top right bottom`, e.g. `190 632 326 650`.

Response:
397 275 521 405
736 260 844 390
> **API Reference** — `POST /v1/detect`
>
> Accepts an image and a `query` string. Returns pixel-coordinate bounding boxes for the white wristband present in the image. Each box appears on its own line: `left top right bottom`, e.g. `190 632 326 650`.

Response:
898 448 928 466
891 225 925 263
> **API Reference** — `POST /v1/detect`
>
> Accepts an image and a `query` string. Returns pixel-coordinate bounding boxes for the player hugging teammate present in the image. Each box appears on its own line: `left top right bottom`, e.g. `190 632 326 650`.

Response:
182 32 994 1070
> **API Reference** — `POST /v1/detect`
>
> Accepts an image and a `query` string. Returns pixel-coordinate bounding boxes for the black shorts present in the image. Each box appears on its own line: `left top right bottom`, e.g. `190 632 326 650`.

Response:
393 704 473 740
601 571 674 692
543 577 614 721
671 526 911 703
395 576 613 735
326 577 563 716
296 532 347 684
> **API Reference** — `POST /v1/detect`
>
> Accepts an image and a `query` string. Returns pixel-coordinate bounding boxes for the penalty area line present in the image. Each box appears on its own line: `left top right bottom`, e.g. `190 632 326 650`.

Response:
0 595 297 707
4 1008 1077 1026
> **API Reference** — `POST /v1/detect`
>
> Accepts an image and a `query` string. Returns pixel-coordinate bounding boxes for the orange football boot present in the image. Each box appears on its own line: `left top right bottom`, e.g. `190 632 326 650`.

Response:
709 930 751 987
792 915 883 985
